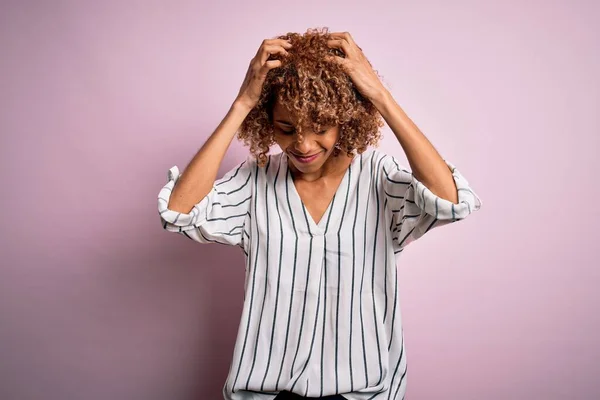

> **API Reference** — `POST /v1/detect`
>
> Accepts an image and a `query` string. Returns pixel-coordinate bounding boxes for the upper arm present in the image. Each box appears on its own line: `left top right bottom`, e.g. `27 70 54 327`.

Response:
157 155 255 247
379 154 482 253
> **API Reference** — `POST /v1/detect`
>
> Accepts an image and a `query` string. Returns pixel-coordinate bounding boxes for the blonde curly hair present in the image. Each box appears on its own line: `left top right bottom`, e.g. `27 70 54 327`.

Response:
237 27 385 167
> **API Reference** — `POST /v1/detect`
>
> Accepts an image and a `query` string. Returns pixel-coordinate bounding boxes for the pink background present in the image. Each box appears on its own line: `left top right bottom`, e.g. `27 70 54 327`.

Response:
1 1 598 399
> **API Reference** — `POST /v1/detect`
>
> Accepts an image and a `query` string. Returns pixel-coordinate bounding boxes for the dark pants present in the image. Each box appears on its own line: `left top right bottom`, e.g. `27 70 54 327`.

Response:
274 390 346 399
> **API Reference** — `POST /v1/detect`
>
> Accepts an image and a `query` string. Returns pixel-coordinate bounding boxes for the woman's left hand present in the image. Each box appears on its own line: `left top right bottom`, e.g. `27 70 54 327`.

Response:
325 32 387 102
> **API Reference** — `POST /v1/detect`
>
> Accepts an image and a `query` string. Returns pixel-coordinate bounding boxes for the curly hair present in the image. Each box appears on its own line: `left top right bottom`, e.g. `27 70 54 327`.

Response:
237 27 385 167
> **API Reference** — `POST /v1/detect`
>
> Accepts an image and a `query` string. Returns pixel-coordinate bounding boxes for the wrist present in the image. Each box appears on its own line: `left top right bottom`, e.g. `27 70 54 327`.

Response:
369 88 393 111
232 97 255 114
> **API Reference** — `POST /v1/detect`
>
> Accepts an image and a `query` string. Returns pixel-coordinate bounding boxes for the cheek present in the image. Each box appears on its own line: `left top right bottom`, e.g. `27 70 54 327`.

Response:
324 132 340 147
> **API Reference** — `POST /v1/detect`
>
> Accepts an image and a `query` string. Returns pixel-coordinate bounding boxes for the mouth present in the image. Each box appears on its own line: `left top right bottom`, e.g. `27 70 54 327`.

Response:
290 151 323 164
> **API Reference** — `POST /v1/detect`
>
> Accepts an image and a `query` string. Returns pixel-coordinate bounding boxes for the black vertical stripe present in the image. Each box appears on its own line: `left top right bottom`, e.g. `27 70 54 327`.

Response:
383 197 389 324
232 161 262 393
334 164 352 394
289 211 319 393
360 152 375 386
261 159 285 389
321 188 338 396
276 161 300 388
371 155 385 385
246 156 271 387
349 152 363 391
289 168 316 392
388 262 398 352
388 331 406 400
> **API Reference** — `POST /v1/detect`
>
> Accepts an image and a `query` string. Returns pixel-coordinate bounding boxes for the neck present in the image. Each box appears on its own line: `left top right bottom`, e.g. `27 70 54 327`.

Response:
288 151 354 183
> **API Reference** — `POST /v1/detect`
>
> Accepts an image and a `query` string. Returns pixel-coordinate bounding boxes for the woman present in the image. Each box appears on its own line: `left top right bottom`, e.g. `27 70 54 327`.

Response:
158 28 482 400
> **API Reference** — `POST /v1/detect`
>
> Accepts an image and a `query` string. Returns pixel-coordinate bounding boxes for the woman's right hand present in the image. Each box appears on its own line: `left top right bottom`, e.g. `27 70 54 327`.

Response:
234 38 292 111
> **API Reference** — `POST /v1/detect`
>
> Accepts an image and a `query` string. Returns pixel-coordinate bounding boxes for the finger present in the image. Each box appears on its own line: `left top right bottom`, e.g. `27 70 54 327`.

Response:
256 38 292 57
327 39 352 57
263 40 292 55
264 59 283 70
269 37 292 44
269 38 293 50
330 32 354 43
324 54 348 69
255 60 283 79
259 44 289 65
330 32 362 51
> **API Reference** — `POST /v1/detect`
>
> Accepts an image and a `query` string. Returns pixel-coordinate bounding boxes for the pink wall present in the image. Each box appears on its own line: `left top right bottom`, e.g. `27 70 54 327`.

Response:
1 1 598 399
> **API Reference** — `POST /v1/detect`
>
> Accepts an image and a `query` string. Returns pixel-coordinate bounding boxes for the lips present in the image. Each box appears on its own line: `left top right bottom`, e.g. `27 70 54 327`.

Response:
291 151 322 163
292 152 320 158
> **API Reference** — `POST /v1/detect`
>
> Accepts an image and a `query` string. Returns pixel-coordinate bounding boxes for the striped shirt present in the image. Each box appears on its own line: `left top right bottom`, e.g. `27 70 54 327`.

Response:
158 148 482 400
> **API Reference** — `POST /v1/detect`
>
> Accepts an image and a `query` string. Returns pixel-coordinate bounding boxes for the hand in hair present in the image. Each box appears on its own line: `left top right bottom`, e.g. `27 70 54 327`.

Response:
235 38 292 111
325 32 387 102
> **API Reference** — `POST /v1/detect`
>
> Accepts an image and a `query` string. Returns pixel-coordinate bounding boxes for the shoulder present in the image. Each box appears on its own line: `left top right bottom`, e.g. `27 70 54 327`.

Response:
266 151 285 165
253 151 284 167
250 151 286 180
362 149 413 188
264 151 286 172
228 153 258 175
370 149 411 172
359 148 393 172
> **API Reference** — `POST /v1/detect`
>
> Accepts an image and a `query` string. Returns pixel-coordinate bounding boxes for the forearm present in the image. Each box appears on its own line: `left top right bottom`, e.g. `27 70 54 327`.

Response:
371 90 458 204
168 101 252 214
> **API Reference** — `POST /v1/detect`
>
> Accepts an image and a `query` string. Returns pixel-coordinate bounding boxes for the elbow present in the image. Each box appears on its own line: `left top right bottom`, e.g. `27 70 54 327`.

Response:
167 200 195 215
168 183 198 215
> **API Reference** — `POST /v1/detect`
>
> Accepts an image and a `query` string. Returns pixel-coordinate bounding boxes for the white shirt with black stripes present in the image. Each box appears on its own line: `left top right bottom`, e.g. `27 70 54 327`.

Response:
158 148 482 400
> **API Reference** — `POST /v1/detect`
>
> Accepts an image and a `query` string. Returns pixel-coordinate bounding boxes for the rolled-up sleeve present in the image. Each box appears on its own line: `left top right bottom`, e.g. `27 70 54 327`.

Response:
157 155 255 248
380 155 482 253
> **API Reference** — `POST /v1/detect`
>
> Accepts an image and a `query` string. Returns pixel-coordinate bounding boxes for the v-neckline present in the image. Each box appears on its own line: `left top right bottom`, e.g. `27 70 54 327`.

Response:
284 152 360 235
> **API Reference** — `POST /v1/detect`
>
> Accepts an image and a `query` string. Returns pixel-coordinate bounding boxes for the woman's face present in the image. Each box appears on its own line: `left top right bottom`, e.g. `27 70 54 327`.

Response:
271 98 341 173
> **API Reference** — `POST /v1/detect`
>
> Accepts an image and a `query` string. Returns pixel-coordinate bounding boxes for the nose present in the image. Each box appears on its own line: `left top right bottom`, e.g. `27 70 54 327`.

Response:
292 133 315 154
